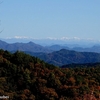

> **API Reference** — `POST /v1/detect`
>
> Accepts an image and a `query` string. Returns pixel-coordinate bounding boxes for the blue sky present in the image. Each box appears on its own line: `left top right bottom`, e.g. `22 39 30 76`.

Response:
0 0 100 41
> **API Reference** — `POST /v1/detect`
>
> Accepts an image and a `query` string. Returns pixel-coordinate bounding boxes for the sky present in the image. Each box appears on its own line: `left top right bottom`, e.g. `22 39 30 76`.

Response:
0 0 100 41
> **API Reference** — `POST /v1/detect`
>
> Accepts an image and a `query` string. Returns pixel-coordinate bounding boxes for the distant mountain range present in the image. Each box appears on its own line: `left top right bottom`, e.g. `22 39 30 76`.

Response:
0 40 51 53
1 39 100 53
2 37 100 47
46 44 100 53
1 40 100 66
27 49 100 66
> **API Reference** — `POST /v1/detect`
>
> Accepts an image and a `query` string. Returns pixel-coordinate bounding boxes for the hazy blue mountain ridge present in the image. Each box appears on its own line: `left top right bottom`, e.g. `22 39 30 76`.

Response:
27 49 100 66
1 40 100 66
0 40 51 53
46 44 100 53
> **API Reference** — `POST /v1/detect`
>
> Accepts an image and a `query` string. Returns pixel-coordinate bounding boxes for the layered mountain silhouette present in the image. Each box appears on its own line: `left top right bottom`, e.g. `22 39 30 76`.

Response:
1 40 100 53
0 40 51 53
46 44 100 53
1 40 100 66
27 49 100 66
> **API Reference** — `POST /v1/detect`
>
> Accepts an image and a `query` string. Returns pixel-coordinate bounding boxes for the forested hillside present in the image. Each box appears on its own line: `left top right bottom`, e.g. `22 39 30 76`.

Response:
0 49 100 99
1 40 100 66
29 49 100 66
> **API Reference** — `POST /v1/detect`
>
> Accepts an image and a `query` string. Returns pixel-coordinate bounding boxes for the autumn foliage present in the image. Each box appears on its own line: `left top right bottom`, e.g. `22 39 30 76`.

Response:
0 49 100 99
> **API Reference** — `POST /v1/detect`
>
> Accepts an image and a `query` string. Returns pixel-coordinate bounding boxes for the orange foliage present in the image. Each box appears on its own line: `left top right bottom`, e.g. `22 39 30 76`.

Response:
40 87 58 99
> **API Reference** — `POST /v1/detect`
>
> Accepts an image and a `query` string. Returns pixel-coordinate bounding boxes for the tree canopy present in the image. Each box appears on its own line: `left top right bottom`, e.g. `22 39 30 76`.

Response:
0 49 100 99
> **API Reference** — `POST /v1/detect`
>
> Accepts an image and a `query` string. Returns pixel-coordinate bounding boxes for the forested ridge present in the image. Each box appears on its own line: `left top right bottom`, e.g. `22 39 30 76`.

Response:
28 49 100 66
1 40 100 66
0 49 100 100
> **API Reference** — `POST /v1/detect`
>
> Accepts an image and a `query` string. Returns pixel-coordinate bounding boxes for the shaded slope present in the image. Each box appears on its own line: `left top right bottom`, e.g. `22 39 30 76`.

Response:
30 49 100 66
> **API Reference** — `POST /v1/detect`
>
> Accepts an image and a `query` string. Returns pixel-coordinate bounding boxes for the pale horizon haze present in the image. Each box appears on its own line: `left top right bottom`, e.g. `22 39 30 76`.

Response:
0 0 100 43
